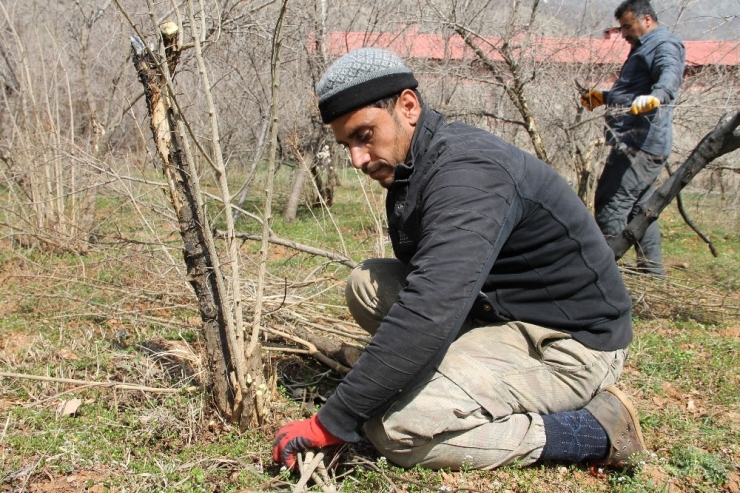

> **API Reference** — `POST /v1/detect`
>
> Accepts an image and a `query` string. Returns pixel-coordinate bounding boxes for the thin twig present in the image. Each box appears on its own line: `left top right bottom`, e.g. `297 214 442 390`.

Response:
279 312 370 344
262 345 311 354
1 414 10 444
0 371 188 393
666 162 719 257
222 230 357 269
295 450 325 492
185 0 245 353
23 383 99 408
315 457 337 493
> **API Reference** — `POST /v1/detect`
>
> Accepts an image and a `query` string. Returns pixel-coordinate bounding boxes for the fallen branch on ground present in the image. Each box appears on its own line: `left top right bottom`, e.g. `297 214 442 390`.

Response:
219 230 357 269
262 327 353 375
0 371 190 393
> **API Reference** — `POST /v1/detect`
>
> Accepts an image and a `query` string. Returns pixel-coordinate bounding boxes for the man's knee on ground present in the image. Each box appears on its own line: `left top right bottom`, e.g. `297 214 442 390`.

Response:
364 414 429 469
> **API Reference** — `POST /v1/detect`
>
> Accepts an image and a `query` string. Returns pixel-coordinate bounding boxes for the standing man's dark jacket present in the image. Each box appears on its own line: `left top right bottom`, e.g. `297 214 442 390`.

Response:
603 25 685 157
317 108 633 443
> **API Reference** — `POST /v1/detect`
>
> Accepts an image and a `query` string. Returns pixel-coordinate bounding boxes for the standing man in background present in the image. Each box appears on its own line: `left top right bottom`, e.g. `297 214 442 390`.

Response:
581 0 685 276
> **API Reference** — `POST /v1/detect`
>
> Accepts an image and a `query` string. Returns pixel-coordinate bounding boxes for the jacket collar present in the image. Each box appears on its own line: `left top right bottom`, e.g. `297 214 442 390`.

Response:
636 24 667 48
393 105 446 181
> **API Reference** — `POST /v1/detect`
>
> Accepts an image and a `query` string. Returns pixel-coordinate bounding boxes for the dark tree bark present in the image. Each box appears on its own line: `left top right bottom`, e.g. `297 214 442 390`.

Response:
608 111 740 260
130 32 249 425
292 326 363 373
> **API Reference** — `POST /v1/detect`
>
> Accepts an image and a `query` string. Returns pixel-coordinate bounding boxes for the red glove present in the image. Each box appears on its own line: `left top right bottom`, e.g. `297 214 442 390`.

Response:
272 415 343 470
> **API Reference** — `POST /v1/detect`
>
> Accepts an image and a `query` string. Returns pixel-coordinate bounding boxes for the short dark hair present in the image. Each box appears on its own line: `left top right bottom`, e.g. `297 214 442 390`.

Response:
615 0 658 23
371 94 400 113
370 89 424 114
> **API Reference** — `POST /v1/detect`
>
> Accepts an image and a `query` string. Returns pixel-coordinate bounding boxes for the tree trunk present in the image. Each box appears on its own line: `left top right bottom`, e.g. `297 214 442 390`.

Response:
310 163 326 207
311 144 335 207
326 150 338 206
573 137 603 208
130 32 250 425
284 153 312 222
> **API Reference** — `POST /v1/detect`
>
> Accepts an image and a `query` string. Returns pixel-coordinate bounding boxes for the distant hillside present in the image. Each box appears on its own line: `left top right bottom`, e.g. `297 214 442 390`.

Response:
540 0 739 40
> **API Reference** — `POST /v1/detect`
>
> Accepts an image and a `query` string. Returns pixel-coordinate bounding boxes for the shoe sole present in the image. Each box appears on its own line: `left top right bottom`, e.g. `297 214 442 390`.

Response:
602 385 647 455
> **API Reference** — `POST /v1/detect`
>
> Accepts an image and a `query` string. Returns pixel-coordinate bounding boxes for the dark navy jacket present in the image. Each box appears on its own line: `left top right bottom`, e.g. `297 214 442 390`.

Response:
604 25 685 157
318 109 632 442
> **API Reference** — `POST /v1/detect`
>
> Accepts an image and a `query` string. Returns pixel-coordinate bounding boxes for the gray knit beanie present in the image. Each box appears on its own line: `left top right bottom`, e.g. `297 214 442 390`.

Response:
316 47 418 124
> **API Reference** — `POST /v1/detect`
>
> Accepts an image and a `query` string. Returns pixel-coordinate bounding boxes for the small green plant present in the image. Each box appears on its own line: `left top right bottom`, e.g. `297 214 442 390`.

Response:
666 445 728 490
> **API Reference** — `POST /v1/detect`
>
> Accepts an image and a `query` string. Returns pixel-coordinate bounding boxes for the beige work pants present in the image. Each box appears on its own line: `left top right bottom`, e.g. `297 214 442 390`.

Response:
346 258 627 470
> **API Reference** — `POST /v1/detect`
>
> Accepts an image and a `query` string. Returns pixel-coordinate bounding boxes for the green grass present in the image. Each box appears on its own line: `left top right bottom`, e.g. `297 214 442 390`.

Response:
660 192 740 289
1 171 739 492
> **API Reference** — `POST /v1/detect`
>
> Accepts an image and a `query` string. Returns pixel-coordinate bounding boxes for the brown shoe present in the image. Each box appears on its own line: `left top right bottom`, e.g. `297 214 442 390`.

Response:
585 386 647 467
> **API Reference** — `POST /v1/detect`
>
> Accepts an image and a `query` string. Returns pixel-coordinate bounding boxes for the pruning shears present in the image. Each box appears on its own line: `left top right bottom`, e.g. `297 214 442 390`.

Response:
574 79 590 98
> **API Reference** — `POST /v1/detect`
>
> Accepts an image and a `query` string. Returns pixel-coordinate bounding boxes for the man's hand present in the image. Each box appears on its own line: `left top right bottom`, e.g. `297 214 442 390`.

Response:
630 95 660 115
272 415 343 470
579 90 604 111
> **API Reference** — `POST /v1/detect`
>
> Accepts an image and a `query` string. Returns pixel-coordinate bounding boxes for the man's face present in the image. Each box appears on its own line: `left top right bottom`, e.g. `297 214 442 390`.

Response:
330 93 417 189
618 11 653 46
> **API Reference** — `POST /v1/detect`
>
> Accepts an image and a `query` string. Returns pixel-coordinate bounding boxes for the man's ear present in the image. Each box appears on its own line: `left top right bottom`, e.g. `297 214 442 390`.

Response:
397 89 421 126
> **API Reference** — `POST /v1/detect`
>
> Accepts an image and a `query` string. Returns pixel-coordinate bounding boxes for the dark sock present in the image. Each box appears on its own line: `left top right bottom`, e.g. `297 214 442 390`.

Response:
540 409 609 463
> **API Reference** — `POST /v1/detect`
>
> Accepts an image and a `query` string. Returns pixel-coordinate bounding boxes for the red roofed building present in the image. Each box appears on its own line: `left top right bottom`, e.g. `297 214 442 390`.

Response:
315 28 740 75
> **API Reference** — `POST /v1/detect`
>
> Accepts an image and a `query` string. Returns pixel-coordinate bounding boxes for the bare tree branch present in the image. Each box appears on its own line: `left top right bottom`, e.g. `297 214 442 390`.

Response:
666 162 719 257
609 110 740 260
